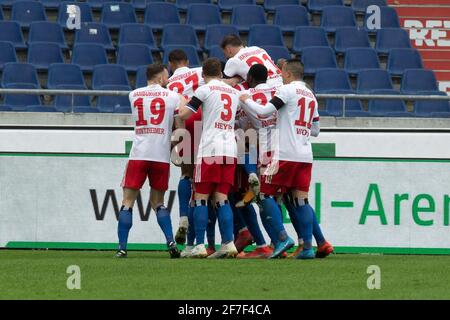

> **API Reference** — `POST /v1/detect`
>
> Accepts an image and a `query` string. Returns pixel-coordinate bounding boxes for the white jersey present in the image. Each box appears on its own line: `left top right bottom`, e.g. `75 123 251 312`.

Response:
224 46 283 87
186 79 240 159
167 66 205 99
273 81 320 163
128 84 180 163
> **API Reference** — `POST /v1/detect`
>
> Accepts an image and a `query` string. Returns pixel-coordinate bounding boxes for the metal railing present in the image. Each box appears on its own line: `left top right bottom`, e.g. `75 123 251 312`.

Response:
1 89 449 117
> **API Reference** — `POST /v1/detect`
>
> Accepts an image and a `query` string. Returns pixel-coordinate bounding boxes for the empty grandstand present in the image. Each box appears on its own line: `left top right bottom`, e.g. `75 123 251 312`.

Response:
0 0 448 116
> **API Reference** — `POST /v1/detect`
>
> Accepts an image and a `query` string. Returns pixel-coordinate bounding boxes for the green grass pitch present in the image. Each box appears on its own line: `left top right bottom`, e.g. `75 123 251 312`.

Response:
0 250 449 300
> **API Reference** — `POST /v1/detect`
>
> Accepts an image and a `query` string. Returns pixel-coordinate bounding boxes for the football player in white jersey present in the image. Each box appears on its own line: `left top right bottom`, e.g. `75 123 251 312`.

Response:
240 59 323 259
116 63 186 259
179 58 240 259
167 50 204 246
221 34 283 88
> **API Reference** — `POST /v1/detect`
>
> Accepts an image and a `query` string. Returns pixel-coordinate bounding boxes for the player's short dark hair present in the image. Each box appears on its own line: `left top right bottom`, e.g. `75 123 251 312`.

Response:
146 63 166 80
168 49 188 63
202 58 222 78
220 34 243 49
248 64 268 83
284 59 304 79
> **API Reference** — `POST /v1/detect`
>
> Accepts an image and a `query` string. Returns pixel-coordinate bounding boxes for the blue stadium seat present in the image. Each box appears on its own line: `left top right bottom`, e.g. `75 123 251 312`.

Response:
115 106 132 113
1 62 39 87
186 4 221 32
262 46 291 62
87 0 123 10
274 5 310 33
0 7 3 20
176 0 212 11
4 83 41 111
248 25 284 47
144 2 180 30
0 0 14 7
58 2 93 28
231 5 267 32
307 0 344 13
0 42 17 71
119 23 158 51
368 89 409 117
334 27 370 54
136 65 148 88
131 0 165 11
73 106 100 113
352 0 387 13
375 28 411 54
208 45 227 62
40 0 63 9
204 24 239 51
292 26 328 54
101 2 137 29
344 48 380 75
74 22 115 51
26 105 57 112
321 6 356 33
0 105 12 111
28 22 68 50
163 45 200 67
161 24 200 51
92 64 131 90
72 43 108 72
0 22 26 49
96 85 131 113
264 0 300 12
324 89 364 117
117 44 154 72
27 42 64 71
415 92 450 117
11 1 47 28
401 69 438 95
47 63 86 89
314 69 351 93
357 69 393 93
218 0 255 12
364 6 400 32
387 48 423 77
301 46 337 75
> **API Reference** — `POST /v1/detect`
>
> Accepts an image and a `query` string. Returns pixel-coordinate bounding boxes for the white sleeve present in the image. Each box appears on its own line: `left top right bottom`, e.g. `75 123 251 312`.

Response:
243 98 278 117
224 58 245 79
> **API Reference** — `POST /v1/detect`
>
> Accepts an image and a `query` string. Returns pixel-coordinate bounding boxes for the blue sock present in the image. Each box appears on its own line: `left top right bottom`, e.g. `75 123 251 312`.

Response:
259 205 278 245
117 206 133 251
261 196 287 242
216 201 234 244
187 205 195 246
155 205 174 245
312 209 326 246
177 176 191 218
193 201 208 244
241 204 266 246
283 194 302 240
294 200 314 249
207 204 217 248
244 153 257 175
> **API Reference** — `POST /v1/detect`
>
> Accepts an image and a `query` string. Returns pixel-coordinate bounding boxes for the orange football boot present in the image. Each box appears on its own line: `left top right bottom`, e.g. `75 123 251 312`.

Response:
316 241 334 258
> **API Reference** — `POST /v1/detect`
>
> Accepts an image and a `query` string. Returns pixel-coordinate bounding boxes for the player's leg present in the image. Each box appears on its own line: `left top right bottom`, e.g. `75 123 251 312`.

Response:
175 164 193 245
148 161 180 258
181 201 196 258
282 193 305 257
229 192 253 254
206 201 217 256
260 161 295 259
116 160 148 258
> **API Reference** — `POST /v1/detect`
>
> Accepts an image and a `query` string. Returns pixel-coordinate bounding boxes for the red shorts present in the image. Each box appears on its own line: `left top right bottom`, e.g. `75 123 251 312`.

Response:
121 160 170 191
260 160 312 195
194 156 236 195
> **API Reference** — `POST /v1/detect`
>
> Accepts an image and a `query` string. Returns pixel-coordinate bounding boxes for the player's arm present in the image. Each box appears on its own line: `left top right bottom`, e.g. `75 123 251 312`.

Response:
310 100 320 137
174 94 187 129
179 95 202 120
223 76 243 87
239 94 285 117
222 58 245 87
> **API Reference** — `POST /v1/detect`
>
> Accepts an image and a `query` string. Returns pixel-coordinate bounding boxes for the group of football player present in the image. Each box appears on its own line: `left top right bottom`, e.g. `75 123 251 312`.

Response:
115 34 334 260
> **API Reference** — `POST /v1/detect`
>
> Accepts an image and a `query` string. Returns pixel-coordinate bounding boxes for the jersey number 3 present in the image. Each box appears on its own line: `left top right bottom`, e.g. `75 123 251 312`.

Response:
133 97 166 126
220 94 233 122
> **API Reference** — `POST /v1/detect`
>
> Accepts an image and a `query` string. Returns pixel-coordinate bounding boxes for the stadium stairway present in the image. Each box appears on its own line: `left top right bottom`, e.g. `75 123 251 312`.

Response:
389 0 450 93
